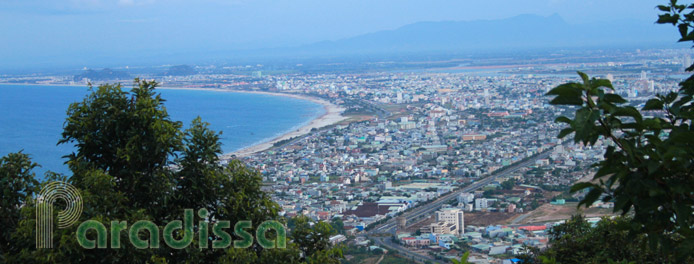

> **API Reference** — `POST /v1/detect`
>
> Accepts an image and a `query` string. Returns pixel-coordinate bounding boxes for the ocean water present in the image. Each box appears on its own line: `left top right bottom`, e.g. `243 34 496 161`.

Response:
0 84 324 177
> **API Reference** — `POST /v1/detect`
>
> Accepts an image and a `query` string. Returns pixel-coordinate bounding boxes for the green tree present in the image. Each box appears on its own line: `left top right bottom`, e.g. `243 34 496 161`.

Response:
501 178 516 190
60 79 183 218
2 79 340 263
544 1 694 260
330 217 344 235
0 152 40 256
518 216 666 263
290 215 343 263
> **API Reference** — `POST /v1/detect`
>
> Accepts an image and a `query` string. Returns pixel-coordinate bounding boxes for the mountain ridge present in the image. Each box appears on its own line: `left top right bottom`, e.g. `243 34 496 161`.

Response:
277 14 679 57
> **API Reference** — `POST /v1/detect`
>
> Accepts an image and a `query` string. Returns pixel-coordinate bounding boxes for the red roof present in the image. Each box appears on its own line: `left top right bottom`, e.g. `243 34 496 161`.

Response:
518 226 546 231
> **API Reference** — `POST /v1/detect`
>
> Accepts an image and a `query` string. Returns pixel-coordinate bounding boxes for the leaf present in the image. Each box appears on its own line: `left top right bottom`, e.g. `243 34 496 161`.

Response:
554 116 572 124
642 99 664 110
573 107 599 143
558 128 574 138
679 23 689 38
613 106 643 123
550 96 583 106
592 79 614 91
603 94 627 104
594 163 617 179
546 83 583 97
657 13 679 25
657 5 671 12
578 188 604 208
576 71 588 83
571 182 597 193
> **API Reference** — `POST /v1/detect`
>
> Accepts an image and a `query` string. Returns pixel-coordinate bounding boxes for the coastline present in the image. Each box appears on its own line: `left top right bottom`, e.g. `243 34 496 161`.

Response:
0 82 347 158
158 87 347 158
227 96 345 158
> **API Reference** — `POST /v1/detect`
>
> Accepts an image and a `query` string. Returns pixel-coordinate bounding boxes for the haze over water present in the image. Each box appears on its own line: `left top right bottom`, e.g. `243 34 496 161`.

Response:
0 84 324 177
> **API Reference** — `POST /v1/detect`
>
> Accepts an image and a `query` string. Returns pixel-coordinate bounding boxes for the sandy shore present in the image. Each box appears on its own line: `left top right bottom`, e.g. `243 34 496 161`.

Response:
222 91 346 158
157 87 348 158
226 96 346 158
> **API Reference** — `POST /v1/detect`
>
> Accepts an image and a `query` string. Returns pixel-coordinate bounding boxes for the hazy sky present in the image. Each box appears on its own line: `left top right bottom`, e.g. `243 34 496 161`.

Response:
0 1 671 70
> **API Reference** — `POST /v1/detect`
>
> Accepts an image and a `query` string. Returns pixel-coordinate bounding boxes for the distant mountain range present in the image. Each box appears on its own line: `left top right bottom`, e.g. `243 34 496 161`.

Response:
164 65 197 76
8 14 684 73
73 68 130 81
266 14 681 58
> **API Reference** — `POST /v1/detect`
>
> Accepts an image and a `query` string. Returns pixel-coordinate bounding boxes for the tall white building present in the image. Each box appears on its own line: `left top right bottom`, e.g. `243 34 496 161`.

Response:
435 208 465 235
475 198 488 210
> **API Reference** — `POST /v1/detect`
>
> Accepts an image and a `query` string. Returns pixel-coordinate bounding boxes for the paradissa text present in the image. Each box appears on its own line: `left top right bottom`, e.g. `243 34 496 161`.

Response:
76 209 286 249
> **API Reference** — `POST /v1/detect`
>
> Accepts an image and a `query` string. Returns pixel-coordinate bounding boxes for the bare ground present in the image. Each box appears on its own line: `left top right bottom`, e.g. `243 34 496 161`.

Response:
508 202 615 225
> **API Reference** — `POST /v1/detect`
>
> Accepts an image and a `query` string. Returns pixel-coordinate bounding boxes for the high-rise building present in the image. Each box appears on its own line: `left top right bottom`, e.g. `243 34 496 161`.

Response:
435 208 464 235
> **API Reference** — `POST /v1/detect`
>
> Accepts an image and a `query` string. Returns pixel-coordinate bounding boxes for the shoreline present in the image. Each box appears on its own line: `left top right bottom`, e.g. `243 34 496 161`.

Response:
0 82 347 158
158 87 348 158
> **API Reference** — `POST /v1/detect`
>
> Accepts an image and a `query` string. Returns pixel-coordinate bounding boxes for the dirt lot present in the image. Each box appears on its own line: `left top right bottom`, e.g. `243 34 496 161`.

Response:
338 115 374 125
404 215 435 233
403 211 520 233
465 211 519 226
509 202 615 224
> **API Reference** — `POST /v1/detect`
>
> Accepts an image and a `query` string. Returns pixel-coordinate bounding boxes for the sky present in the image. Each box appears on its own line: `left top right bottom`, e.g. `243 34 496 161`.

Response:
0 1 674 70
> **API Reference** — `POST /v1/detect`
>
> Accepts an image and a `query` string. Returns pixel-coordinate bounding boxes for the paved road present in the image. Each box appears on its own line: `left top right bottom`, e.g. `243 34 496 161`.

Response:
365 150 554 263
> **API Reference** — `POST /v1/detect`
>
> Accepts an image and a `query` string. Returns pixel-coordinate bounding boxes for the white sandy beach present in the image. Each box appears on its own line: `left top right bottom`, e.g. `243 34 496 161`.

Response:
157 87 348 158
224 94 346 158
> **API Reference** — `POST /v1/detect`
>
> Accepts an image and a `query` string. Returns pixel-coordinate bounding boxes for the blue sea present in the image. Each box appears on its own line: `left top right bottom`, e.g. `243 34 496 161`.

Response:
0 84 324 177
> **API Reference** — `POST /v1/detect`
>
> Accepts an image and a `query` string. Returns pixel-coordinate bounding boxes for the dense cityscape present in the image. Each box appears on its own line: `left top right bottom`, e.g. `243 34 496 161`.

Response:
2 48 691 263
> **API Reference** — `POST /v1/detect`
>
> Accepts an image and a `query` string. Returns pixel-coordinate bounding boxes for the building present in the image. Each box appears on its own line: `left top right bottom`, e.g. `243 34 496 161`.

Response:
462 134 487 141
401 237 431 247
329 234 347 245
435 208 465 235
421 221 458 235
457 192 475 205
507 203 516 213
475 198 488 211
396 216 407 230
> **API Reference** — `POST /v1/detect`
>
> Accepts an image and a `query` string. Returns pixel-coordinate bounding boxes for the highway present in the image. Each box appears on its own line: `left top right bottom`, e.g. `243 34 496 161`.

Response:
365 150 553 263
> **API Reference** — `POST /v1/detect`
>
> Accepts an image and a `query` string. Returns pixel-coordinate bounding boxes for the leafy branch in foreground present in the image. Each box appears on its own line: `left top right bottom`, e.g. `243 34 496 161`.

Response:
540 1 694 261
547 70 694 260
517 216 665 264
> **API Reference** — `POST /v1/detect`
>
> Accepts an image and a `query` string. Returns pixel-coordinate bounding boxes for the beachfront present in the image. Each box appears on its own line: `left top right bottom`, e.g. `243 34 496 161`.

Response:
222 92 347 158
156 86 348 158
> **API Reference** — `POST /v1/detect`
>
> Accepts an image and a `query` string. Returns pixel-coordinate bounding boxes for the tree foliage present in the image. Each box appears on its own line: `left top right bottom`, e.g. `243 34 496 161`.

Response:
0 152 40 255
330 217 344 235
450 251 470 264
1 79 343 263
290 215 343 263
544 1 694 260
518 216 667 264
546 70 694 260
